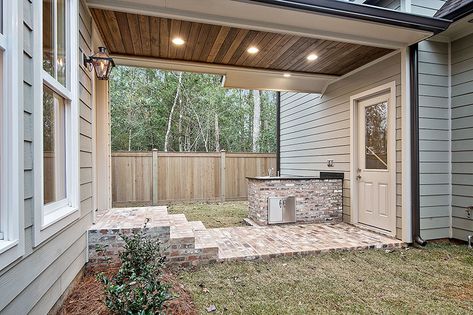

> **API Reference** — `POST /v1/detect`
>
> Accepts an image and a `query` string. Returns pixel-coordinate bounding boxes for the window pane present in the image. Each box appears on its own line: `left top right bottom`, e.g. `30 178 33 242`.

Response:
42 0 54 76
57 0 66 86
43 86 66 205
365 102 388 170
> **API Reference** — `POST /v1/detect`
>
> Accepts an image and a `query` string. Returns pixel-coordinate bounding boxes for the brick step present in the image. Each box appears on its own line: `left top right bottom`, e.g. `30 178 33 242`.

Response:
194 230 219 255
189 220 206 231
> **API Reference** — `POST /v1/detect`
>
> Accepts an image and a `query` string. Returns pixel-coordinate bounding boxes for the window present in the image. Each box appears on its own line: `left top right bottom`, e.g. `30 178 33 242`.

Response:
34 0 79 245
0 0 23 270
43 86 67 208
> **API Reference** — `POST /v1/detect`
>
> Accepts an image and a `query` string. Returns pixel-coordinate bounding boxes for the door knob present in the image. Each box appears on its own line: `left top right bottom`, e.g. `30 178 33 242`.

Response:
356 175 362 180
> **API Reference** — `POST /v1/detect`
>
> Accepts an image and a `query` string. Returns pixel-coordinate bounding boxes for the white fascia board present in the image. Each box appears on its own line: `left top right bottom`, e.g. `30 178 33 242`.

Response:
113 55 338 93
86 0 433 48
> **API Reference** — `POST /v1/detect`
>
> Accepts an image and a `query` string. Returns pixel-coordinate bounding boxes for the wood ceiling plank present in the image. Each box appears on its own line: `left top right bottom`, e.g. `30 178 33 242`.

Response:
138 15 151 56
310 43 360 73
90 10 116 52
281 38 324 70
168 19 182 59
227 29 257 64
213 28 239 63
290 40 340 72
159 18 171 58
199 25 221 62
207 26 231 63
269 38 312 69
114 12 134 54
249 33 283 67
127 13 143 55
150 16 160 57
191 23 212 61
236 30 268 65
221 28 250 64
176 20 192 60
101 10 126 53
255 34 294 68
184 22 202 60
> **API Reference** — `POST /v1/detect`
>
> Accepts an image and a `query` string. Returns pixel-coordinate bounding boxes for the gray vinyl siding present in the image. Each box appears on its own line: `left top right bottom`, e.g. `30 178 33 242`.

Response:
411 0 446 16
0 1 94 313
280 54 403 239
418 40 451 240
451 33 473 241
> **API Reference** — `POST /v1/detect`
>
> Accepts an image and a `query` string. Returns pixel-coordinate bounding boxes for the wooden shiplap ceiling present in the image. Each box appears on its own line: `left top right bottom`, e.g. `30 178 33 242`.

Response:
91 9 394 76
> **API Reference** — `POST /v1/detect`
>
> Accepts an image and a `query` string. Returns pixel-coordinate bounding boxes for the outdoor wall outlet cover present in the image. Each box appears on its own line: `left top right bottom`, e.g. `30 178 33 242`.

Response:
327 159 334 167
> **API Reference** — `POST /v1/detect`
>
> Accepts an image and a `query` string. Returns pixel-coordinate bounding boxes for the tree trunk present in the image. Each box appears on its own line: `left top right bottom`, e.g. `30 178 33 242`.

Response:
164 72 182 152
215 112 220 152
128 129 132 151
178 98 183 152
252 90 261 152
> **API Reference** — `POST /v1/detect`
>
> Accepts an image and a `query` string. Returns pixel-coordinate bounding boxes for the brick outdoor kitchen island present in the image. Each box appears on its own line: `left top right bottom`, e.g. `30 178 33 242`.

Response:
247 176 344 225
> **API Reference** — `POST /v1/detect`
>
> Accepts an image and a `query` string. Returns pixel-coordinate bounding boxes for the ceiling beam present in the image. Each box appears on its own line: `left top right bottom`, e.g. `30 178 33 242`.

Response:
112 54 338 93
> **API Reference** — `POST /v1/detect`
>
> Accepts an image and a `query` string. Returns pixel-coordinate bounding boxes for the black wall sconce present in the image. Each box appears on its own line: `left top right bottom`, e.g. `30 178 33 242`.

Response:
84 47 115 80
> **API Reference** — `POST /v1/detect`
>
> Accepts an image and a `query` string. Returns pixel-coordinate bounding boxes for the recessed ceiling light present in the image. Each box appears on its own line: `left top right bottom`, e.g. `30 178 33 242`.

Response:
307 54 318 61
247 46 259 54
283 73 291 77
172 37 185 46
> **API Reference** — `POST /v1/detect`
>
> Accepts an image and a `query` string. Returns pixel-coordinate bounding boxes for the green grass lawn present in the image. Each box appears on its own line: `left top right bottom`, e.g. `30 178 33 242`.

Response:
168 201 248 228
179 242 473 314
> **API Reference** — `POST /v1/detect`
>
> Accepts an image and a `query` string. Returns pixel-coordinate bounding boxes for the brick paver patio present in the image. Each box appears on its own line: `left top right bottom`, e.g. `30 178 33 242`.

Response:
91 207 403 265
195 223 403 261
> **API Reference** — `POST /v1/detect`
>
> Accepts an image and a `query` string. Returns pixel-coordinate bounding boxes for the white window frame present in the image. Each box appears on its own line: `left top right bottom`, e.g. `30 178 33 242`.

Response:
33 0 80 246
0 0 24 270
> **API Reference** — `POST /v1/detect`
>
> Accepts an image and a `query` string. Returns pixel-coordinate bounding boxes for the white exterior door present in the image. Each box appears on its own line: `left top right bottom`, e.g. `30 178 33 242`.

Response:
357 93 393 231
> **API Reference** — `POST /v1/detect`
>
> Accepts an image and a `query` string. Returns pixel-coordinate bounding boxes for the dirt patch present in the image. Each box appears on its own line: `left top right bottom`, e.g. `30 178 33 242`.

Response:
443 281 473 302
57 267 197 315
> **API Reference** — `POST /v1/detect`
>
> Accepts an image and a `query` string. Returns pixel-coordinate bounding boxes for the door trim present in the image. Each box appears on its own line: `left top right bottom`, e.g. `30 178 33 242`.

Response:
349 81 397 237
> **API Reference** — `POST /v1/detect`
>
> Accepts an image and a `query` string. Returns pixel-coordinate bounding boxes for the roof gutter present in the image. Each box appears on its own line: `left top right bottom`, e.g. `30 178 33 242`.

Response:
247 0 451 34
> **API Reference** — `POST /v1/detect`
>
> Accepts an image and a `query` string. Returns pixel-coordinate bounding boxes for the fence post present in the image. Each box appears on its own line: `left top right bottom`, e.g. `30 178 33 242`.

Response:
220 150 226 202
152 149 159 205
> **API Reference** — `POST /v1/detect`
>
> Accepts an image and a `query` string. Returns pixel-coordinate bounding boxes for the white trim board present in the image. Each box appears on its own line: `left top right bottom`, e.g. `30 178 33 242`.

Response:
349 81 397 238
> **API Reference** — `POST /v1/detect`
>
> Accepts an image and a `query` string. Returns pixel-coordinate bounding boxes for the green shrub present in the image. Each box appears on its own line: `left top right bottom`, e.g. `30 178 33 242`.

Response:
97 220 171 314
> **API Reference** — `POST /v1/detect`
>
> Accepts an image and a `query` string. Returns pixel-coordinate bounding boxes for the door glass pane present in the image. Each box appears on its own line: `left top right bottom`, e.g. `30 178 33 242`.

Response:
57 0 66 86
42 0 54 76
43 86 66 205
365 102 388 170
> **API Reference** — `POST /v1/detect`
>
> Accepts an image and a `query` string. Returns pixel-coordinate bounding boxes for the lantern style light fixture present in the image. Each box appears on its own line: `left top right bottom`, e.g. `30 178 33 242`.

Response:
84 47 115 80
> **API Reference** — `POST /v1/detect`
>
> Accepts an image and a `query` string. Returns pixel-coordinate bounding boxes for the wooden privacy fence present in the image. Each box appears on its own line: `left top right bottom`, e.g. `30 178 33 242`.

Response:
111 151 277 206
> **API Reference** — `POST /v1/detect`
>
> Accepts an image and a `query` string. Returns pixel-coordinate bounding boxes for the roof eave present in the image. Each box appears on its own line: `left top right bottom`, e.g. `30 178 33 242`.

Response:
440 2 473 21
246 0 452 34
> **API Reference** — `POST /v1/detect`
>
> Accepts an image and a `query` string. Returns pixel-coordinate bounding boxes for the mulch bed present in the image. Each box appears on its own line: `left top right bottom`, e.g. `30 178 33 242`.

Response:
57 266 197 315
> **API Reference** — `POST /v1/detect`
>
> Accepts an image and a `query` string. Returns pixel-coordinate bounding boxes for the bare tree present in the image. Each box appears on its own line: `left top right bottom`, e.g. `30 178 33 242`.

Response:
164 72 182 152
215 113 220 151
252 90 261 152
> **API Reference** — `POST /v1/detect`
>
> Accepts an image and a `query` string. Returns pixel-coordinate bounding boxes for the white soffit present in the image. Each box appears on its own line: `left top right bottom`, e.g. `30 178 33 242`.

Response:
113 55 338 93
86 0 433 49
